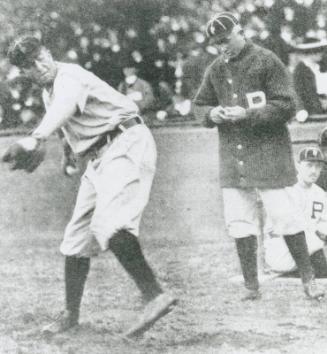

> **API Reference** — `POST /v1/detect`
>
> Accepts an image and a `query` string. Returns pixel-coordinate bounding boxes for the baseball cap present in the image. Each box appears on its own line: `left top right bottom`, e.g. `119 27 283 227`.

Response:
7 36 42 68
318 127 327 147
206 12 240 39
298 147 325 163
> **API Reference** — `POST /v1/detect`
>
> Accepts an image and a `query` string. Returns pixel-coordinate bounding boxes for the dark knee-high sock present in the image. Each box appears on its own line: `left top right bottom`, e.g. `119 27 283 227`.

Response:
65 256 90 320
109 230 163 302
311 249 327 278
283 232 313 284
235 235 259 290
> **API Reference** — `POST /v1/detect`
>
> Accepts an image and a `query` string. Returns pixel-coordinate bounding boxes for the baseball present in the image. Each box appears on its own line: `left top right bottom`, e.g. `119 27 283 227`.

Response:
156 110 168 121
65 165 79 176
296 109 309 123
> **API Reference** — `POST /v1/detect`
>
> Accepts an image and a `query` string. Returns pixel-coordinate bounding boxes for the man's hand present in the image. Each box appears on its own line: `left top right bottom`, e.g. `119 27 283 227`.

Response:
61 138 79 177
209 106 227 124
209 105 246 124
224 106 246 121
316 229 327 243
316 221 327 243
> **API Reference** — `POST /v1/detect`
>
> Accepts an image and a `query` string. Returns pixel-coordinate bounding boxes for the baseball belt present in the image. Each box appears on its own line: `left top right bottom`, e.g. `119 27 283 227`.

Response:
83 115 143 159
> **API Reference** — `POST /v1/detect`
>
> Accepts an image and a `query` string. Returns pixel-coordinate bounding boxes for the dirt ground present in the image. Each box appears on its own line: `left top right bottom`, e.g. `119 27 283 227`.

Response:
1 126 327 354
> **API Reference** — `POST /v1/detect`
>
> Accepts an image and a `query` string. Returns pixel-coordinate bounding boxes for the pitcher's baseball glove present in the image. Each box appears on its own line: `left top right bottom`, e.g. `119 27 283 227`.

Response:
2 136 46 173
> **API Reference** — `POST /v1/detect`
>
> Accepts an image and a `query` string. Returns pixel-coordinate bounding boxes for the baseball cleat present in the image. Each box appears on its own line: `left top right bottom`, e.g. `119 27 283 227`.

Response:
41 310 79 336
241 288 261 301
124 293 178 338
303 279 325 300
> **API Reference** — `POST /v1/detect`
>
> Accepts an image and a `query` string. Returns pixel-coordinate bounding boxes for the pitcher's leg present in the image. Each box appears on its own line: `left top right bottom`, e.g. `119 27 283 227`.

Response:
61 169 98 257
65 256 90 321
92 128 176 337
109 230 163 302
42 168 97 335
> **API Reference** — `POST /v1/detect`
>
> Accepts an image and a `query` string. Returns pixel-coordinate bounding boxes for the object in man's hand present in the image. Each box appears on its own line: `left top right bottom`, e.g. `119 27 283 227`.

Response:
2 136 45 173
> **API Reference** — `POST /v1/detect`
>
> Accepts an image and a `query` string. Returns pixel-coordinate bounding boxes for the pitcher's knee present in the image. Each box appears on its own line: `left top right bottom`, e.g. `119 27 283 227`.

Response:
89 222 118 251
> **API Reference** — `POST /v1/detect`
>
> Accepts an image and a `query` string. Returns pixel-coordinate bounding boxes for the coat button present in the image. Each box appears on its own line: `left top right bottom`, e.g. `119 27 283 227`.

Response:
227 79 233 84
233 93 238 99
238 160 244 166
237 144 243 150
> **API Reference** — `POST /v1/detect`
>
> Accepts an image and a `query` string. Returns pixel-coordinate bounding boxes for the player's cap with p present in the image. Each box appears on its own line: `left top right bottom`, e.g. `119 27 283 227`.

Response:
206 12 240 39
298 146 325 163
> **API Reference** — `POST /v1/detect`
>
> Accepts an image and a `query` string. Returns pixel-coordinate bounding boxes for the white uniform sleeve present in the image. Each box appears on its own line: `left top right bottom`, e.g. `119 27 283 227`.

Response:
315 190 327 233
33 73 87 139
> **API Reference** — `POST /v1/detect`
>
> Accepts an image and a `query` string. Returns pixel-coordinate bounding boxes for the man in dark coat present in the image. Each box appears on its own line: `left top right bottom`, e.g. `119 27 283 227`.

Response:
317 127 327 191
193 12 324 301
293 45 325 117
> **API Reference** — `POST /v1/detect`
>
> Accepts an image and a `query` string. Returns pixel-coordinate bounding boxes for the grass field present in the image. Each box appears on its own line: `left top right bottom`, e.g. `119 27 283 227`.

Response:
1 126 327 353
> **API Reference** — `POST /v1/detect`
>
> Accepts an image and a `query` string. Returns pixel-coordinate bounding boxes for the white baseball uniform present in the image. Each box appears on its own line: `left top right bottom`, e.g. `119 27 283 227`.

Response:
222 188 305 239
265 182 327 273
33 63 156 257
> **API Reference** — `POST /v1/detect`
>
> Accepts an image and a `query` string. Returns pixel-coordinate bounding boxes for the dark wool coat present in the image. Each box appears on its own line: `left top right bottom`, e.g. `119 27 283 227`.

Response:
193 41 297 188
293 61 324 115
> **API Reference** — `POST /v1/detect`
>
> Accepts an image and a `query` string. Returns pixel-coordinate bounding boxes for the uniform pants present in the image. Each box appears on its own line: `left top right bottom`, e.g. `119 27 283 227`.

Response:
222 188 304 239
60 124 157 257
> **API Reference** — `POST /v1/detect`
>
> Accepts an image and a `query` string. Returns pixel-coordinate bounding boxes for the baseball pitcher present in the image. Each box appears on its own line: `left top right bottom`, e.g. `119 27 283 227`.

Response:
3 35 177 338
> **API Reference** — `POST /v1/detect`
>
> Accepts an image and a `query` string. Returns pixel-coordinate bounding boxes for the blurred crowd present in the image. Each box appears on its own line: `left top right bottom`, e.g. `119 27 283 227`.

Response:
0 0 327 129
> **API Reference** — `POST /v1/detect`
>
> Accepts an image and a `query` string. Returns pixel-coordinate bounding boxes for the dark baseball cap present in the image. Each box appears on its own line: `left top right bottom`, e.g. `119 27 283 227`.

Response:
7 36 42 68
206 12 239 39
298 147 325 163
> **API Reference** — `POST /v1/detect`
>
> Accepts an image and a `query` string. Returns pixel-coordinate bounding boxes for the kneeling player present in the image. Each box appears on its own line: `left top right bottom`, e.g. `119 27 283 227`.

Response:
265 147 327 280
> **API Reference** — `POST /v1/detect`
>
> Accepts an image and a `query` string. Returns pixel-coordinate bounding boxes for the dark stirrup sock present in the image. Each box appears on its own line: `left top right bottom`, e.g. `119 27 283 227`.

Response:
283 232 314 284
235 235 259 290
65 256 90 320
109 230 163 302
311 249 327 278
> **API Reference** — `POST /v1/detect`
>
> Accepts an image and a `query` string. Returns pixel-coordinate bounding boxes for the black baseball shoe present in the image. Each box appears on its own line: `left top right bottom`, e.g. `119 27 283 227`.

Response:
41 310 79 336
124 293 178 338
